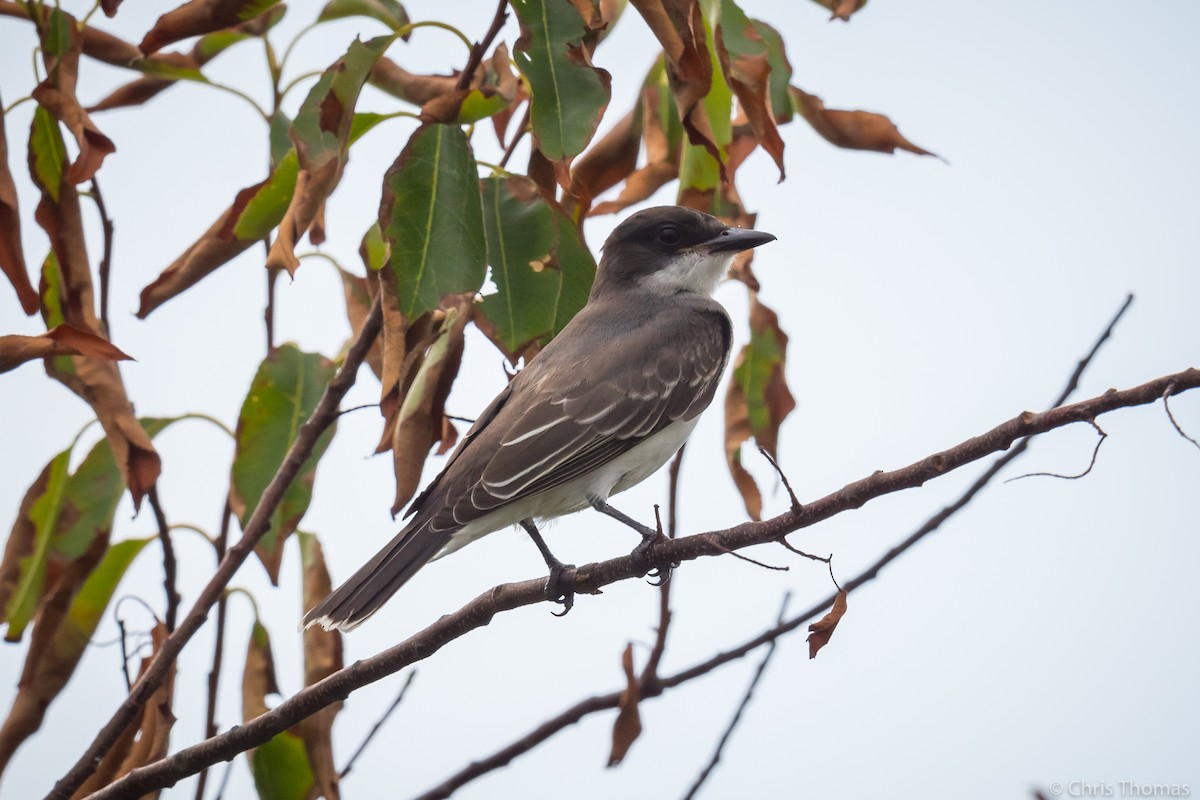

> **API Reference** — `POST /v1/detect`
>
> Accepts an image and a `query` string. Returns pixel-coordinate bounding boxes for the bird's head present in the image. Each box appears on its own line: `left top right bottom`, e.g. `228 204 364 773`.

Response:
595 206 776 297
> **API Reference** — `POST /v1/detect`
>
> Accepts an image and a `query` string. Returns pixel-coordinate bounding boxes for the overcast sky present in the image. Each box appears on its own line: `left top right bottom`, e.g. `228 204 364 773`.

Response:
1 1 1198 799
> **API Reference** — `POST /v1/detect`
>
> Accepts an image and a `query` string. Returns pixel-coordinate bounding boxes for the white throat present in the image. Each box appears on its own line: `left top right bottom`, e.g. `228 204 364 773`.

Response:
638 249 734 296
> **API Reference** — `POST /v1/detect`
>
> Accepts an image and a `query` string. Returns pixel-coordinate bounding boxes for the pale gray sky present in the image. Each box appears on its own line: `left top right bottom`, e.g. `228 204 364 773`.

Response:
1 2 1197 798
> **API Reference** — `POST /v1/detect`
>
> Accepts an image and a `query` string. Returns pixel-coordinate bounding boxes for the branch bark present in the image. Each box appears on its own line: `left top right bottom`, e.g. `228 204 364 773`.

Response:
50 300 383 800
83 366 1199 800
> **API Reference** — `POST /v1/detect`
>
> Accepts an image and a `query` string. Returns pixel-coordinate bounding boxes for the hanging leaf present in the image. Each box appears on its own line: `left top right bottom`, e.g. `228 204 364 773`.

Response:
790 86 939 158
338 264 383 380
0 537 152 775
318 0 410 31
31 9 116 185
607 643 642 767
389 301 470 514
297 533 343 800
266 35 394 276
378 123 486 320
676 2 731 197
808 590 848 658
243 620 317 800
511 0 612 176
724 296 796 520
0 104 35 315
808 0 867 22
628 0 725 179
140 0 285 55
230 345 338 583
715 0 785 179
0 324 132 374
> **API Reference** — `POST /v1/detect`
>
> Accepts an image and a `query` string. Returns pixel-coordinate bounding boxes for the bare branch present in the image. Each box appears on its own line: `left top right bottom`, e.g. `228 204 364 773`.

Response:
642 445 686 684
82 367 1200 800
456 0 508 91
51 299 384 800
339 671 417 779
87 178 115 337
193 500 233 800
680 594 791 800
757 445 801 512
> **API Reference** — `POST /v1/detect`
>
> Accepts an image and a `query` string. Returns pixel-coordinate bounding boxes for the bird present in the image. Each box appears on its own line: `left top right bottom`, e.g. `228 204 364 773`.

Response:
303 205 776 631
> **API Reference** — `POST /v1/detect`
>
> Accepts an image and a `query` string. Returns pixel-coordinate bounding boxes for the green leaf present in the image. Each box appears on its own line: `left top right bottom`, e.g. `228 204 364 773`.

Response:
44 7 73 58
478 177 559 355
29 107 67 203
2 450 70 641
244 621 315 800
359 221 386 272
317 0 409 30
455 89 510 124
65 537 152 633
511 0 611 161
379 124 486 318
734 323 783 436
232 149 299 240
290 35 394 170
230 345 338 583
349 112 388 145
548 210 595 335
133 60 210 82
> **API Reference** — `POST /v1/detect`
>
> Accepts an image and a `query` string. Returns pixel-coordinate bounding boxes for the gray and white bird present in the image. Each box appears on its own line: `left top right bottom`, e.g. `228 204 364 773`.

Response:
303 206 776 631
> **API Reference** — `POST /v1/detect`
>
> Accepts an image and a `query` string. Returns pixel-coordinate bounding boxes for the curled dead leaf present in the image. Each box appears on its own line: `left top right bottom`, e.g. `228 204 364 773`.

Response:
0 324 132 374
299 534 343 800
790 86 938 158
807 589 848 658
607 643 642 767
139 0 283 55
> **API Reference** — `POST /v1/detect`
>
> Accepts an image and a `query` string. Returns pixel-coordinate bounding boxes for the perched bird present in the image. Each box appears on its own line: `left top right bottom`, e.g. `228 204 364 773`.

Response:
303 206 776 631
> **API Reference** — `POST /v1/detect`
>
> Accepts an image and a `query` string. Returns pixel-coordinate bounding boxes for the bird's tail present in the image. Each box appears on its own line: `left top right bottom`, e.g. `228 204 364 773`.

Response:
301 522 449 632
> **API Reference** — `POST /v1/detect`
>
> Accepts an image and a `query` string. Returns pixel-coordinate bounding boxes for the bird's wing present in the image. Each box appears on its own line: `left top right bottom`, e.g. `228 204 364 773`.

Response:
432 304 732 528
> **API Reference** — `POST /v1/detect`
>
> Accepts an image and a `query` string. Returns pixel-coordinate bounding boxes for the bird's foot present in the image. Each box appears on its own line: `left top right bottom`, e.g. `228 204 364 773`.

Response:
544 560 576 617
630 533 679 586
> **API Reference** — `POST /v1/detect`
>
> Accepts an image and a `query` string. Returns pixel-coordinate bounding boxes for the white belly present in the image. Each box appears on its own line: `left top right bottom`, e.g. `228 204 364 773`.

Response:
436 418 698 556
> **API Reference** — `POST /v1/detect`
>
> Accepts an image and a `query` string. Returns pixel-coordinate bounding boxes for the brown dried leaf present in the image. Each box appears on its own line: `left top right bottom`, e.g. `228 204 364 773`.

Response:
435 415 459 456
0 324 133 374
136 177 266 318
591 81 680 216
139 0 283 55
568 105 642 215
0 461 53 617
811 0 867 22
389 298 470 515
72 622 176 798
790 86 938 158
607 643 642 767
714 9 785 180
299 534 343 800
0 106 36 315
807 589 848 659
266 159 341 276
370 57 458 105
30 123 160 508
628 0 724 179
32 13 116 185
339 267 383 380
724 295 796 520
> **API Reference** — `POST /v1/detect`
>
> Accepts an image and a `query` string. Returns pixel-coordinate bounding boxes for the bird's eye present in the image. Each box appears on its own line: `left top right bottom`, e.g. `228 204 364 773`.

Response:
657 226 681 246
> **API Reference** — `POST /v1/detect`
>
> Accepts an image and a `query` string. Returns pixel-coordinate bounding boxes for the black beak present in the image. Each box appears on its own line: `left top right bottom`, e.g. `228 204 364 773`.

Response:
705 226 777 254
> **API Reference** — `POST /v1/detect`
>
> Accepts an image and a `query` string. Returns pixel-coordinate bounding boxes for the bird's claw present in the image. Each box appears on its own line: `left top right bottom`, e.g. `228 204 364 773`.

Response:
631 534 678 585
545 561 576 616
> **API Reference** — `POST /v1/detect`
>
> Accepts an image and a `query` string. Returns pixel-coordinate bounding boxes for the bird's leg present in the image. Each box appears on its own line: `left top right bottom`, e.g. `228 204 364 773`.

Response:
589 498 676 584
519 518 574 616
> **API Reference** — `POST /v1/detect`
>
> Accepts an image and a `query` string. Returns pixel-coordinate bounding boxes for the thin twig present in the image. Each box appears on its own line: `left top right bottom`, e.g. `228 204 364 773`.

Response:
710 541 788 572
193 500 233 800
88 177 115 338
455 0 508 91
498 105 530 169
116 616 131 693
680 594 791 800
642 445 685 684
339 671 418 779
51 299 384 800
757 445 800 512
1162 383 1200 452
776 538 829 563
83 369 1200 800
146 486 178 632
265 263 279 351
1004 421 1108 483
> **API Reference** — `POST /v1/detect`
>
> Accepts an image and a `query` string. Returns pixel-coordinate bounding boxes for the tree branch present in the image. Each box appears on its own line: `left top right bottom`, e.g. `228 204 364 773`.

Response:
192 500 232 800
82 367 1199 800
145 487 178 632
51 299 384 800
455 0 508 91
